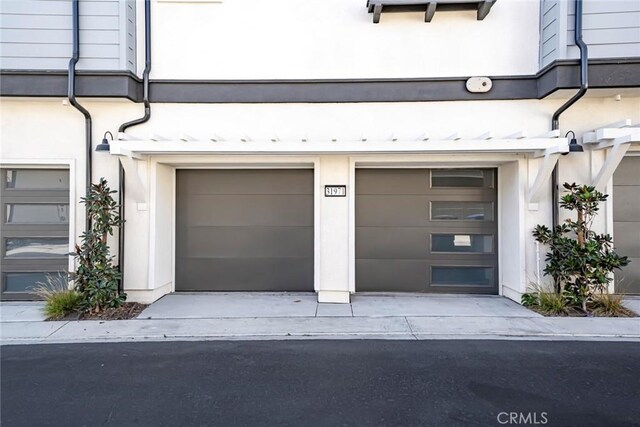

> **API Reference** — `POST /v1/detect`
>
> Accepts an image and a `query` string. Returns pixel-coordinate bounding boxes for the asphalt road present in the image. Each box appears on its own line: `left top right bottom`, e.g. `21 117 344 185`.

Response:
1 340 639 427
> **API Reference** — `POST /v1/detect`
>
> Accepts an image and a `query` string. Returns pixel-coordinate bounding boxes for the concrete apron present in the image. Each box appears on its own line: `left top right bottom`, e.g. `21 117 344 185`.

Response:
137 293 537 319
1 294 639 344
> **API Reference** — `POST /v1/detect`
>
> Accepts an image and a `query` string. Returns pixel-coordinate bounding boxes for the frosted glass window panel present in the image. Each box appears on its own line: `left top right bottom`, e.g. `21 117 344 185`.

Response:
5 170 69 190
432 234 493 253
4 272 64 292
431 169 493 188
6 204 69 224
431 202 493 221
432 267 494 286
5 238 68 258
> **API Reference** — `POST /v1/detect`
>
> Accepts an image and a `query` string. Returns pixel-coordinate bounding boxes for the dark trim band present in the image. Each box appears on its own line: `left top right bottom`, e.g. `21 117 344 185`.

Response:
0 70 142 101
1 58 639 103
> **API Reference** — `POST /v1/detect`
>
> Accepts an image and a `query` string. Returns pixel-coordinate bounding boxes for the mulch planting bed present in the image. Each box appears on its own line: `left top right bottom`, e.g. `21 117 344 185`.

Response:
80 302 148 320
48 303 147 321
528 306 637 318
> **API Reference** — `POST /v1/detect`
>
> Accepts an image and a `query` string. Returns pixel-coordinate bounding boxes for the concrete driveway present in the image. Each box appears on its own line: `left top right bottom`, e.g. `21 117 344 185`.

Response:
137 293 539 319
2 294 638 344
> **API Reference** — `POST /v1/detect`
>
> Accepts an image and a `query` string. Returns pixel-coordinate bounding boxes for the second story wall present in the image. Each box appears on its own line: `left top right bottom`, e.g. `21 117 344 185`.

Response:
0 0 136 71
152 0 540 80
540 0 640 68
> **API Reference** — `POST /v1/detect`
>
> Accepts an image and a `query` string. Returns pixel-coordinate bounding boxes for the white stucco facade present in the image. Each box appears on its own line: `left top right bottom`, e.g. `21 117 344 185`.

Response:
149 0 540 79
2 0 640 302
2 95 639 303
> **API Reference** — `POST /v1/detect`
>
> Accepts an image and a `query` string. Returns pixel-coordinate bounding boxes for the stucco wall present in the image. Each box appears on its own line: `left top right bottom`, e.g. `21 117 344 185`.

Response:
2 96 639 301
151 0 540 79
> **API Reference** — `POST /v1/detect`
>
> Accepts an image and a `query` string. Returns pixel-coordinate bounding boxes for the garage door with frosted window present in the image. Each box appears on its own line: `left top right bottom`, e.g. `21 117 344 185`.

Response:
613 157 640 294
356 168 498 294
1 169 70 300
175 169 314 292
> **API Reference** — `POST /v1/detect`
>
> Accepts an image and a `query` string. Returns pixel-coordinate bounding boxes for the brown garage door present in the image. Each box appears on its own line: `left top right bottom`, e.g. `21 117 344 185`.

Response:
613 157 640 294
175 169 314 291
356 168 498 294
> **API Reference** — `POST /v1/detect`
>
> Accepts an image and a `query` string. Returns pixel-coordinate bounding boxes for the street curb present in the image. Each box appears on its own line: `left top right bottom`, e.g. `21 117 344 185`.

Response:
2 332 639 345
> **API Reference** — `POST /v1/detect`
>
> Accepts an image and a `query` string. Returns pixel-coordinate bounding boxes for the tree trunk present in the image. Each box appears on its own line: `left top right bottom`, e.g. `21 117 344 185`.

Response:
577 209 584 247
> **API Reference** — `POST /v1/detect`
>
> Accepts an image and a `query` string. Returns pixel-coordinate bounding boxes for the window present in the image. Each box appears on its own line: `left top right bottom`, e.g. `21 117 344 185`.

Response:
430 201 494 221
431 234 493 253
431 169 493 188
5 238 68 258
431 267 494 287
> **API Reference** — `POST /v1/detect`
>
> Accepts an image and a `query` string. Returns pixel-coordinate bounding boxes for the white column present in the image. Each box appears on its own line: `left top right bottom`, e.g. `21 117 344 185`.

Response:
317 155 351 303
500 159 528 301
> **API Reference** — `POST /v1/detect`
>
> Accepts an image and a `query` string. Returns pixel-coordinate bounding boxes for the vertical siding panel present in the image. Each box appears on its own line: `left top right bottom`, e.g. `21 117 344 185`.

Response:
539 0 562 68
126 0 136 72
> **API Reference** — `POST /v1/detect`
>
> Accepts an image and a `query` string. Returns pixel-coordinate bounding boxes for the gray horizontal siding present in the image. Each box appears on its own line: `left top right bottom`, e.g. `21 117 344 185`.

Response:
0 1 119 16
566 0 640 60
0 0 135 71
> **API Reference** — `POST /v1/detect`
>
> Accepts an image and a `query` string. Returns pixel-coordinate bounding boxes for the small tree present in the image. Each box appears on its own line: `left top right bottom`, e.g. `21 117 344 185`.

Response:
72 178 126 313
532 183 629 313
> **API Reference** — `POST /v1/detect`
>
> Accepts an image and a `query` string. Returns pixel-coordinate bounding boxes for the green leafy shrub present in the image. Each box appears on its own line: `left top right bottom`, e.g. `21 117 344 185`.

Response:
72 178 126 313
521 292 539 307
533 183 630 314
35 274 80 319
590 293 635 317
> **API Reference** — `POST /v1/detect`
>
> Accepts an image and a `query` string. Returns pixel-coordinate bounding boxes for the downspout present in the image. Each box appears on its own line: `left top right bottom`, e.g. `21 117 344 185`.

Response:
550 0 588 229
119 0 152 134
68 0 92 232
118 163 125 293
116 0 152 292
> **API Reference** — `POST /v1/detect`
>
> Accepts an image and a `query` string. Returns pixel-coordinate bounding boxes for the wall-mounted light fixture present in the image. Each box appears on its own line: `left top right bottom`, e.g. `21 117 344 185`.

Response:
564 130 584 154
96 131 113 152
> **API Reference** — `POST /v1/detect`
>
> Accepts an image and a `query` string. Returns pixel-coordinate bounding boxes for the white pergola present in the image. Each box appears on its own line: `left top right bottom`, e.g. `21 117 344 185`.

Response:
111 129 570 204
112 130 568 157
582 120 640 190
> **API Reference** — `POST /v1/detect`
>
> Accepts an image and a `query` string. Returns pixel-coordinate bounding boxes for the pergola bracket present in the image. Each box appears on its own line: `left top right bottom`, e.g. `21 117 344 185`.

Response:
528 151 561 209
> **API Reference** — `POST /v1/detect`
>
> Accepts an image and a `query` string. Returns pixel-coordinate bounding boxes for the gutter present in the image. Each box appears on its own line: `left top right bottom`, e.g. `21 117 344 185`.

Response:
67 0 92 232
116 0 152 292
550 0 588 230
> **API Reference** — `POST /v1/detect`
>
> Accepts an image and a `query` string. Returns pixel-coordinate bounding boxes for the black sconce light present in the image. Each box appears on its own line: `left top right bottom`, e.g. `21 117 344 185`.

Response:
96 131 113 152
563 130 584 154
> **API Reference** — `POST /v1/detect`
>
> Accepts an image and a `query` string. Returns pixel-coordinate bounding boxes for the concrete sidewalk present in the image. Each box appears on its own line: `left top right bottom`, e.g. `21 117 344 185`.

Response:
1 294 639 344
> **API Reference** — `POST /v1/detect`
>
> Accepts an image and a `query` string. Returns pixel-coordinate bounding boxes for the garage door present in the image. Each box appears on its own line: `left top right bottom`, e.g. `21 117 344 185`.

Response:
613 157 640 294
356 169 498 294
176 169 314 291
1 168 70 300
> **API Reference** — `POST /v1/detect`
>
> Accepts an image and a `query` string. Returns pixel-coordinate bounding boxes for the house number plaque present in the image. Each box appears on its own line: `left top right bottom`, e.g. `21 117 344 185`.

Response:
324 185 346 197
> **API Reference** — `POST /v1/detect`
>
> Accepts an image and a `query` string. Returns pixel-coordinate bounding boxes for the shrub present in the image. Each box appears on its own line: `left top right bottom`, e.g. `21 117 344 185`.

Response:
521 292 539 307
538 291 570 316
590 293 635 317
533 183 630 313
72 178 126 313
35 274 80 319
522 283 570 316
